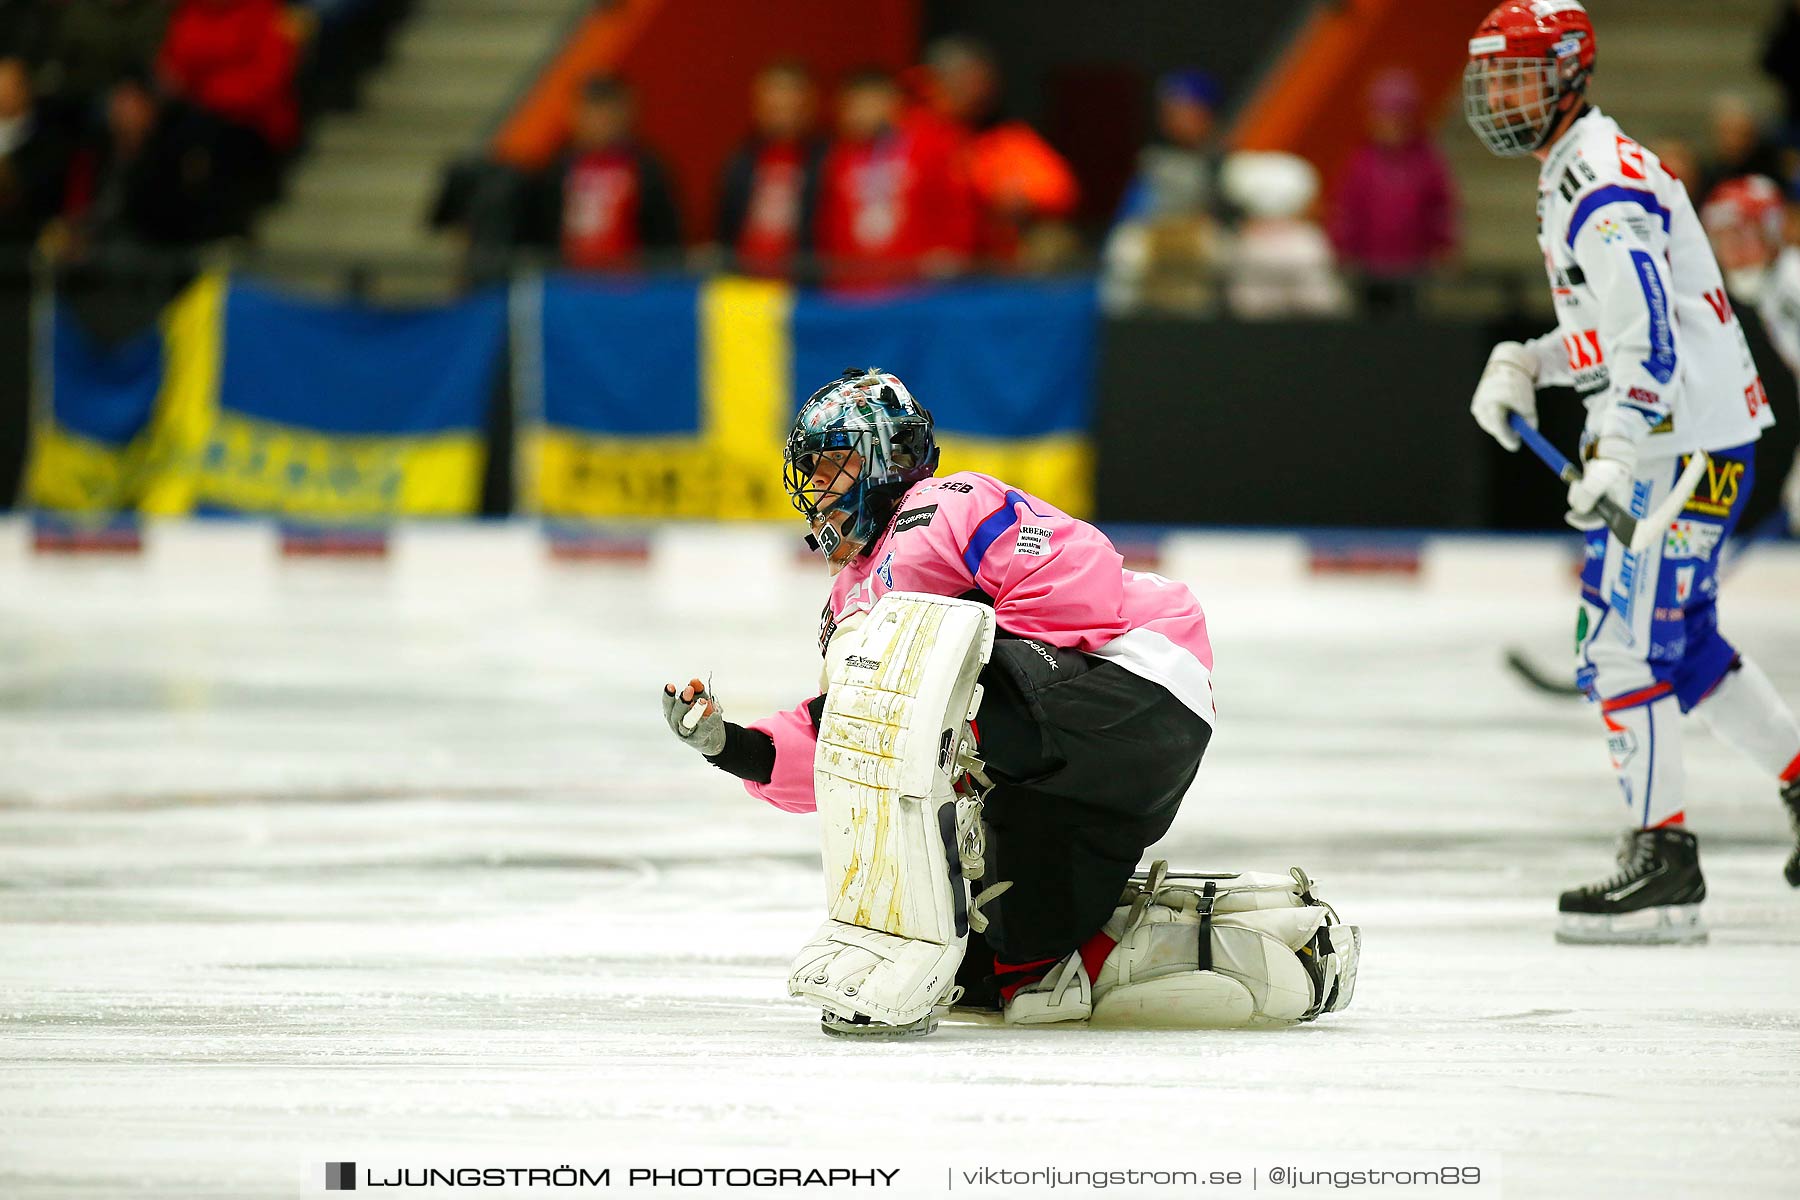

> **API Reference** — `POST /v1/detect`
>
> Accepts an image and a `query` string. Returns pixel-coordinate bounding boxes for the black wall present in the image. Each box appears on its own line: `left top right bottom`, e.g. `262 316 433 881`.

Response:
1097 311 1800 531
1098 317 1497 528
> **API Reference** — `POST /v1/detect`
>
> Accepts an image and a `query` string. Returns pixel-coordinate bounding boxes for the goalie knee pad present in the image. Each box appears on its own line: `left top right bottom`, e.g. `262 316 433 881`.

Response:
1006 862 1360 1030
788 592 996 1035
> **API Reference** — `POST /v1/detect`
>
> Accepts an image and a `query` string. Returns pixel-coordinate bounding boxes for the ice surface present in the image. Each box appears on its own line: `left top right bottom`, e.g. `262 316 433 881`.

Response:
2 521 1798 1198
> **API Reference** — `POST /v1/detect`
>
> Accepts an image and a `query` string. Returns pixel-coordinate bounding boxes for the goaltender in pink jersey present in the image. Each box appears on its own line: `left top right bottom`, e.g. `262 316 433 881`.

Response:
662 368 1215 1021
746 464 1215 813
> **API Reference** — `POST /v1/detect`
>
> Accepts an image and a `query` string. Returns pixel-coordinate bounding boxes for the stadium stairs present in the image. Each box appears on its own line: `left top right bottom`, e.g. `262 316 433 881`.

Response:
253 0 589 299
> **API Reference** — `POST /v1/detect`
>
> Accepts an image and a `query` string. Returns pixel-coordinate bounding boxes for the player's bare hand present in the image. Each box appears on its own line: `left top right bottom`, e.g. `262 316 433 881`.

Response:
661 677 726 755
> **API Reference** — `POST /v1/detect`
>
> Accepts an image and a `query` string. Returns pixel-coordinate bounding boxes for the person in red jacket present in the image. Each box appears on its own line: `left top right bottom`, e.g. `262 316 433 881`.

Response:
158 0 298 153
157 0 298 232
813 67 976 288
534 74 681 272
714 60 827 278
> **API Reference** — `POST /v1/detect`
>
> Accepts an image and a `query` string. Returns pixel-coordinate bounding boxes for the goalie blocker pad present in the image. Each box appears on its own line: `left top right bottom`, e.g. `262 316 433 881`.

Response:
788 592 995 1029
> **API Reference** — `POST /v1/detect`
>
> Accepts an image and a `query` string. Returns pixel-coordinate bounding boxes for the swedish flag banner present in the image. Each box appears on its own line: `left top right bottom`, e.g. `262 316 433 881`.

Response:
29 274 507 519
26 281 191 514
526 275 1098 520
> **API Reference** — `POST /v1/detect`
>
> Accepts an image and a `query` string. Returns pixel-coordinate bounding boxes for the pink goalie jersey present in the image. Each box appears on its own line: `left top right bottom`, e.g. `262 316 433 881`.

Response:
745 471 1215 812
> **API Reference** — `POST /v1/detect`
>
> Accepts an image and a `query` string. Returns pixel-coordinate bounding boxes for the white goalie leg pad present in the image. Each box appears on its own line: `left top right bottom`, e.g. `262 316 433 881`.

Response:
1086 864 1360 1029
788 592 996 1029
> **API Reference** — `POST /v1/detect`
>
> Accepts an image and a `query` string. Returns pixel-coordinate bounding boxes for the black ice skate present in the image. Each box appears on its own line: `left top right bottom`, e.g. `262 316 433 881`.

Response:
1556 827 1706 945
1782 777 1800 888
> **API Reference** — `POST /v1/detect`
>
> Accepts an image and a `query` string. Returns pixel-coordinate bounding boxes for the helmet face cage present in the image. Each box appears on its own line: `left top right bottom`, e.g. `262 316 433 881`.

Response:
1463 56 1569 156
782 370 938 562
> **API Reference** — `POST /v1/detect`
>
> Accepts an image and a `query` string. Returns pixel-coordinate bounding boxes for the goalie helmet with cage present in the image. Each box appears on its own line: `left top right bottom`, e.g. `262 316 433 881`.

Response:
1463 1 1596 157
783 368 939 569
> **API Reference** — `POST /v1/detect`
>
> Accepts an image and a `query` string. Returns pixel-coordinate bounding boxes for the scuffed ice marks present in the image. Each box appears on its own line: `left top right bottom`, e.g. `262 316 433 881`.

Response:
0 547 1798 1196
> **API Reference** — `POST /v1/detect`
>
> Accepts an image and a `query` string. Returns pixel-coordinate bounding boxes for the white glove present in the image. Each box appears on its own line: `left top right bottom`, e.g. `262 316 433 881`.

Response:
1565 456 1634 532
1785 449 1800 535
661 677 726 756
1470 341 1540 451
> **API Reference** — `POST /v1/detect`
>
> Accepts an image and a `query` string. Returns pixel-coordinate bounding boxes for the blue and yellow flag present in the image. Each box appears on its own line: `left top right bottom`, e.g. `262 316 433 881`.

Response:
29 275 507 519
526 275 1098 520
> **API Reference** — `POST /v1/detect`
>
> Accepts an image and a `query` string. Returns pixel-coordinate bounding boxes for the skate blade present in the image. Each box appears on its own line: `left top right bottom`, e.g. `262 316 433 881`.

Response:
819 1010 938 1039
1555 904 1707 945
941 1004 1004 1027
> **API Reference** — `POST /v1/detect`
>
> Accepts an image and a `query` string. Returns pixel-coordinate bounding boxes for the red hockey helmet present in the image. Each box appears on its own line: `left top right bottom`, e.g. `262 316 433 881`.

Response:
1701 175 1786 245
1463 1 1597 157
1701 175 1787 275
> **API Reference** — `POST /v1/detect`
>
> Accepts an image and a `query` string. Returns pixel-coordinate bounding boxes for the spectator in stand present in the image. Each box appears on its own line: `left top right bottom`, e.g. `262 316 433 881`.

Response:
1327 69 1458 315
1698 93 1791 203
531 74 680 272
41 1 172 113
1103 69 1231 314
1762 1 1800 149
158 0 300 232
1221 151 1347 320
1699 174 1800 531
1115 69 1232 229
918 35 1078 269
60 70 220 250
814 67 975 288
714 60 826 278
0 55 70 250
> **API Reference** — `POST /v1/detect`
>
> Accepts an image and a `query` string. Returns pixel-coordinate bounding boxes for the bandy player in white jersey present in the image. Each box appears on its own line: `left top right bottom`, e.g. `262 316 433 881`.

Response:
1700 174 1800 532
1463 1 1800 942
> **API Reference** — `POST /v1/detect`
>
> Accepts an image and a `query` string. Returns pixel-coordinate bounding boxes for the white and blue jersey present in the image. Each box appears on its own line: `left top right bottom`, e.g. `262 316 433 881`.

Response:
1521 108 1774 462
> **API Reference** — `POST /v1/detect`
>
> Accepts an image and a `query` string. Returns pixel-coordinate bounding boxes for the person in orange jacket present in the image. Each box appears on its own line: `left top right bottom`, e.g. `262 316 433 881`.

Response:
915 36 1079 266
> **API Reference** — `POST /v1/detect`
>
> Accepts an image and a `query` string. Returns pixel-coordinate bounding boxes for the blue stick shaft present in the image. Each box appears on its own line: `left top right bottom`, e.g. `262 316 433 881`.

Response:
1503 411 1638 546
1507 413 1574 479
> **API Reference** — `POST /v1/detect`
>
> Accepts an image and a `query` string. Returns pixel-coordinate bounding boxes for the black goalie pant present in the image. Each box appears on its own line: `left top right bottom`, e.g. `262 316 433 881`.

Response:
957 636 1211 993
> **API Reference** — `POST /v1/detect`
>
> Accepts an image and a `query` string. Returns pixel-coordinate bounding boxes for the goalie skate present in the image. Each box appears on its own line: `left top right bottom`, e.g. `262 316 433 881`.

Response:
788 592 996 1034
1006 862 1360 1029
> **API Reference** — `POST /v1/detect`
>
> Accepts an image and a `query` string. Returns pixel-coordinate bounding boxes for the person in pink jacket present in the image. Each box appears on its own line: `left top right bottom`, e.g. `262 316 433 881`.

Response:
662 368 1215 1016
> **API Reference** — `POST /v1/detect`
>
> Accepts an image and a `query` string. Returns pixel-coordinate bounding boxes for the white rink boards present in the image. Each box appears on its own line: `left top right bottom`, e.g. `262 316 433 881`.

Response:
2 519 1798 1198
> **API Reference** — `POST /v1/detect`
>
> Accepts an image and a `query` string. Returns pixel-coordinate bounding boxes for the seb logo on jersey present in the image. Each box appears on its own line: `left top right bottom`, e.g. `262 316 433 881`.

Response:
1563 329 1608 390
